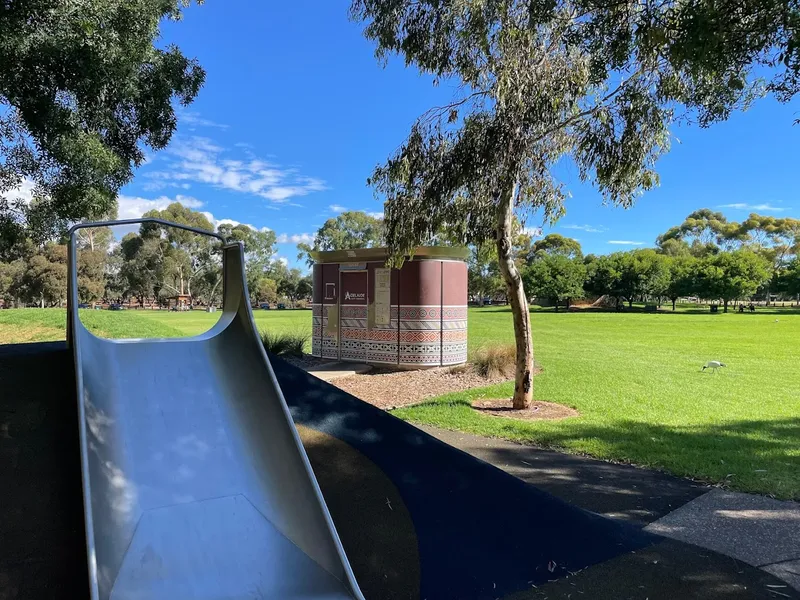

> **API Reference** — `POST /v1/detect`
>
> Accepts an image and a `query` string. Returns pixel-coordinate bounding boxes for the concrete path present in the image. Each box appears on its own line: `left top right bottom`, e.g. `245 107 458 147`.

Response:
421 426 800 592
646 489 800 590
303 361 372 381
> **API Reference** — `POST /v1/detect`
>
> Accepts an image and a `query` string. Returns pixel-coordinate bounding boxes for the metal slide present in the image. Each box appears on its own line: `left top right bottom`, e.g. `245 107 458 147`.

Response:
67 219 364 600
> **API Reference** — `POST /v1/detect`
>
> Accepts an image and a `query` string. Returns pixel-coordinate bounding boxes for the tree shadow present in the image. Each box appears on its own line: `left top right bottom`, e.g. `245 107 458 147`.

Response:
480 416 800 501
473 305 800 316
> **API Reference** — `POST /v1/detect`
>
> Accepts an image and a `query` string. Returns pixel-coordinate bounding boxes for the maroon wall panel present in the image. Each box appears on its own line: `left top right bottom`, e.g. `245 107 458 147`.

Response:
312 264 323 304
441 261 469 365
398 261 442 366
364 263 400 364
339 270 368 361
442 261 468 306
315 264 340 358
313 257 467 367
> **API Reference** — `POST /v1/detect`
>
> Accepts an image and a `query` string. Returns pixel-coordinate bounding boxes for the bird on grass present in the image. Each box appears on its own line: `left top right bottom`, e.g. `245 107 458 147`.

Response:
702 361 726 373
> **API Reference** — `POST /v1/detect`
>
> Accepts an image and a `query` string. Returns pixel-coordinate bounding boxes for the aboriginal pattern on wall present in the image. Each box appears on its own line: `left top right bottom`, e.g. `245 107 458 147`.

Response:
311 258 468 367
398 305 442 366
340 304 368 361
365 306 399 364
311 303 339 359
441 305 468 365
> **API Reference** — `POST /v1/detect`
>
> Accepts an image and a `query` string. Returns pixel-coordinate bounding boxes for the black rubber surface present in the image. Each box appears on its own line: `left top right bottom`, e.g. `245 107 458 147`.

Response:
275 360 656 599
1 342 795 599
417 425 709 527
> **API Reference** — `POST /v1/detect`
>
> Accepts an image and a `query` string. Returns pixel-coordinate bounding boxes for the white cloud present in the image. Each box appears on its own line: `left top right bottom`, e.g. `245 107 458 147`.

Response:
561 224 607 233
608 240 645 245
276 232 314 244
144 136 327 205
522 226 543 237
178 109 229 130
199 212 264 231
0 178 36 205
277 257 289 266
367 211 384 219
329 204 346 213
117 194 204 220
717 203 787 212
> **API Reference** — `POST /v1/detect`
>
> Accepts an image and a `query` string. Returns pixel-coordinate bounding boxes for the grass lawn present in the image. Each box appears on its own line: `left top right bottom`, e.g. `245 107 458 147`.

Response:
397 306 800 499
1 305 797 498
0 308 310 345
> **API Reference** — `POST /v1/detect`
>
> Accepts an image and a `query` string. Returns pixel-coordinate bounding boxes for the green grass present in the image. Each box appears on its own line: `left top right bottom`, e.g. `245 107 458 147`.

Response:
396 306 800 499
0 308 310 345
1 305 798 498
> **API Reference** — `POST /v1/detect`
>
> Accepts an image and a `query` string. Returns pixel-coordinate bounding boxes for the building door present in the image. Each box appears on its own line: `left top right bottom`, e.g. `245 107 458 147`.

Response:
339 270 368 362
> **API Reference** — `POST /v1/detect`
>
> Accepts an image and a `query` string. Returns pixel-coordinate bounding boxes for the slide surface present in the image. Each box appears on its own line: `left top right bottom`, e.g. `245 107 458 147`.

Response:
67 219 363 600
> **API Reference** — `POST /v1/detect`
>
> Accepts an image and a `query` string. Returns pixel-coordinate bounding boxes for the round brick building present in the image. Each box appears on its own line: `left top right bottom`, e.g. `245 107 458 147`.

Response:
310 247 469 367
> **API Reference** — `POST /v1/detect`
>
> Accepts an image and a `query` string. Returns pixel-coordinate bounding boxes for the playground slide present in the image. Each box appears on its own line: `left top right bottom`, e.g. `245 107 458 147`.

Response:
67 219 364 600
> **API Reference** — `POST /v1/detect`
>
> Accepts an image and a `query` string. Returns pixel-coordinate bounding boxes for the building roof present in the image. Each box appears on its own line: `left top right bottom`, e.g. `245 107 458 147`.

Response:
310 246 469 264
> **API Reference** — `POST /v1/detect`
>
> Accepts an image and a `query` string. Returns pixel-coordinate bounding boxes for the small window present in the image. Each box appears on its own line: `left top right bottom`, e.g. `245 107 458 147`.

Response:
325 283 336 301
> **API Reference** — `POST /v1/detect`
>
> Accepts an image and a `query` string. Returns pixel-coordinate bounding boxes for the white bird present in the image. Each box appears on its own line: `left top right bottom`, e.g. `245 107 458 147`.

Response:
702 361 726 373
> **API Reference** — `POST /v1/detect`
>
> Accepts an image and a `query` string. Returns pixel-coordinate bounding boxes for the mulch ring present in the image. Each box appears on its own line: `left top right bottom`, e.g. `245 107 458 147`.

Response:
471 398 579 421
330 364 512 410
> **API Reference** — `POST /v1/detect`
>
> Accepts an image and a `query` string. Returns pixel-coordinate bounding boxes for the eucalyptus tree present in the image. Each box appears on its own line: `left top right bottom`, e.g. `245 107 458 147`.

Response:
351 0 772 407
0 1 205 253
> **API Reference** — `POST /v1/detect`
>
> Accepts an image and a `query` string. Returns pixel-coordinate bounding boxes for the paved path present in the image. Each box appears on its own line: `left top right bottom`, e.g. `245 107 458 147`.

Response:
646 490 800 590
303 361 372 381
421 425 800 592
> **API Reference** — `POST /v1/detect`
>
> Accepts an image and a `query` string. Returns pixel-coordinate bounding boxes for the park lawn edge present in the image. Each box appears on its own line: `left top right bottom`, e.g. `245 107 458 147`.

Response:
391 381 800 501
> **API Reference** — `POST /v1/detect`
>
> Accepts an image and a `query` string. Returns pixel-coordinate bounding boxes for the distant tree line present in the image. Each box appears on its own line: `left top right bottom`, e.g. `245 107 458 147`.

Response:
517 210 800 313
0 202 312 309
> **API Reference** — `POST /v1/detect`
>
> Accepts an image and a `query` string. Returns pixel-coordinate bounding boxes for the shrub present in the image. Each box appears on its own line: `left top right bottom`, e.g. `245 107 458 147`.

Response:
472 344 516 378
260 329 309 357
295 299 309 309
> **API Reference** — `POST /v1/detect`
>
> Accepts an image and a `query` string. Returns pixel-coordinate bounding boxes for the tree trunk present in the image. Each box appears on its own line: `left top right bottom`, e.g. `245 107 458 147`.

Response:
672 298 676 311
723 299 729 313
495 186 533 410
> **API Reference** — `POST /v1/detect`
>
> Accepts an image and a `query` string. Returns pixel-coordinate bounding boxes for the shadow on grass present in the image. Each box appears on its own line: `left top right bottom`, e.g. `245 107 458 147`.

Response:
472 305 800 316
401 400 800 500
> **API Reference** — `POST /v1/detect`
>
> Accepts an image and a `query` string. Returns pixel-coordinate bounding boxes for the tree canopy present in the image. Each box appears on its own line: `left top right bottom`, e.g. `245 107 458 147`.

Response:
530 234 582 260
351 0 797 408
297 211 384 265
523 253 585 310
695 249 771 311
0 0 205 254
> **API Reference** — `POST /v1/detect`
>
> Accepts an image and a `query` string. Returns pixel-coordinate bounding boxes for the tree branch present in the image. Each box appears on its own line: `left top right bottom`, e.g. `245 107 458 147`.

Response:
531 69 642 143
420 89 491 123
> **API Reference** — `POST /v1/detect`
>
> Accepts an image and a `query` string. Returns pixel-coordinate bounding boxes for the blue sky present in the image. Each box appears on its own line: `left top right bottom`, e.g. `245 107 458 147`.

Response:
119 1 800 268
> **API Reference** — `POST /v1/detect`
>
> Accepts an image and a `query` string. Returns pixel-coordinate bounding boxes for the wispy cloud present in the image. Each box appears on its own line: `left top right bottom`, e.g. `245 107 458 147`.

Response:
329 204 346 213
367 211 384 219
277 232 314 244
717 203 787 212
608 240 645 245
143 136 326 205
178 109 229 130
561 224 607 233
